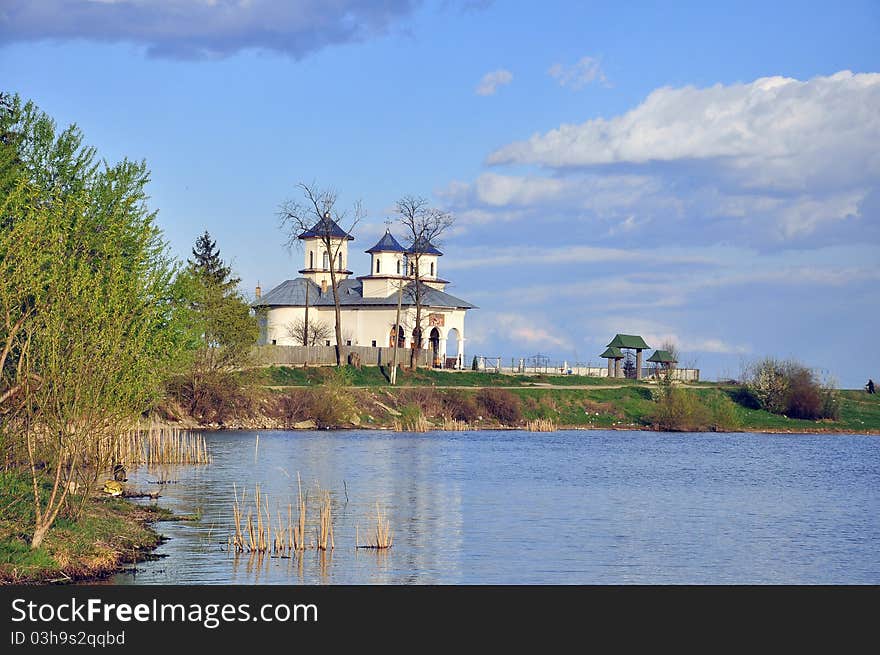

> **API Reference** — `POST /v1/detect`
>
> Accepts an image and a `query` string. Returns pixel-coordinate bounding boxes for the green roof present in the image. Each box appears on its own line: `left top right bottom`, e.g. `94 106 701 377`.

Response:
647 349 677 363
607 334 650 350
600 346 624 359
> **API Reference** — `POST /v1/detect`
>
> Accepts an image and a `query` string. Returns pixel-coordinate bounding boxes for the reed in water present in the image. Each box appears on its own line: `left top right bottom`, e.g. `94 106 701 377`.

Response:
356 502 393 550
114 425 211 467
525 418 557 432
228 474 328 554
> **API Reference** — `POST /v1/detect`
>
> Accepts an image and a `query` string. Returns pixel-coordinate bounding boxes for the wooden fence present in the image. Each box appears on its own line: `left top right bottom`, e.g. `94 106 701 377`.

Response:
253 344 432 367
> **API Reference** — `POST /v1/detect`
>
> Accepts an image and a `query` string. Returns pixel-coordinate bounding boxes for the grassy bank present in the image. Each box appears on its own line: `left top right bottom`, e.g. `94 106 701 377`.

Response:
0 471 172 584
162 367 880 434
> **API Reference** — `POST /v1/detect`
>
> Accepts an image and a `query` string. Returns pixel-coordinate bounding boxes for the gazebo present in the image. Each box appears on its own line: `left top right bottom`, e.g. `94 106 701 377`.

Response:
606 334 650 379
600 346 624 378
647 349 678 376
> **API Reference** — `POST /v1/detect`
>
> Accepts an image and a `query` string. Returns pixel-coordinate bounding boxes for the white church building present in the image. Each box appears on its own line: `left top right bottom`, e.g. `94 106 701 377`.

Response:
254 216 475 368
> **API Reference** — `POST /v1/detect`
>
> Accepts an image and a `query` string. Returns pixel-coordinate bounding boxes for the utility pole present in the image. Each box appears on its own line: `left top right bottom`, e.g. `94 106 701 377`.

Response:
390 280 403 385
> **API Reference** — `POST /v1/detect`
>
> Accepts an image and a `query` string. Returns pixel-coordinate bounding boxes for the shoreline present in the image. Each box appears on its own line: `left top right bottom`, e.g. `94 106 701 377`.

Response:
0 495 180 586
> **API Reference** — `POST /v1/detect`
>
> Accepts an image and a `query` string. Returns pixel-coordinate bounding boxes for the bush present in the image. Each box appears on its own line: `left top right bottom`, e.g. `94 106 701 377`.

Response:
442 390 479 422
476 388 522 424
269 389 312 427
396 388 443 417
166 371 255 424
744 358 839 420
307 368 357 427
650 381 710 431
703 391 741 431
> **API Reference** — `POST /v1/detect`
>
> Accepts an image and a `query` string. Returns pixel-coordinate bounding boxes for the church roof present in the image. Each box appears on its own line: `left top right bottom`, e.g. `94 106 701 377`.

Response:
406 237 443 256
647 349 677 364
298 215 355 240
254 278 475 310
365 230 406 253
607 334 650 350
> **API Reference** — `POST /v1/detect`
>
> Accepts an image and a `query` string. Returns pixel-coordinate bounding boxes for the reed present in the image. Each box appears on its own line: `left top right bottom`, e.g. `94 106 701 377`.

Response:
440 417 470 431
392 414 429 432
112 425 211 468
356 501 393 549
525 418 557 432
316 490 334 551
228 474 321 554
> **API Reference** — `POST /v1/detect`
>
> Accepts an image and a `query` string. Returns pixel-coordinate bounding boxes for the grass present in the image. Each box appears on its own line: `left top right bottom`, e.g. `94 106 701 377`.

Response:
261 365 638 388
0 470 169 583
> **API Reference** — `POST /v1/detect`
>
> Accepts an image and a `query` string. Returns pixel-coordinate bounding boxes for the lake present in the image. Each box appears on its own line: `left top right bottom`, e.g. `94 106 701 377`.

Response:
109 429 880 584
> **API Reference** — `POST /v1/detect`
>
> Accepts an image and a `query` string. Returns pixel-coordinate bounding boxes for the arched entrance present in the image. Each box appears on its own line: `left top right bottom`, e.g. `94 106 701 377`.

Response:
429 327 441 368
389 325 405 348
446 327 460 369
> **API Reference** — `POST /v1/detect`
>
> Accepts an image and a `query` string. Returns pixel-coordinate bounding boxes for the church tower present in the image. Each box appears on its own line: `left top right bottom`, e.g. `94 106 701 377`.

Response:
298 212 354 288
359 229 407 298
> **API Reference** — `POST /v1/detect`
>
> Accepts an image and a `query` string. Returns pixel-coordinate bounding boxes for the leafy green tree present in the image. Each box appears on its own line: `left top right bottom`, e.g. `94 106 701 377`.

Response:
0 95 189 547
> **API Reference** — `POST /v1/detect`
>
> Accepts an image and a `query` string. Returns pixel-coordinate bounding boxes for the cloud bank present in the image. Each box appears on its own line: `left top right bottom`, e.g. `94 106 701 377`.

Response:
0 0 422 59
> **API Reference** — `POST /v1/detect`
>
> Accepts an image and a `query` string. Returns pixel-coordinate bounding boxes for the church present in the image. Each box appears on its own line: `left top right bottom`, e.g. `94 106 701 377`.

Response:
254 215 475 368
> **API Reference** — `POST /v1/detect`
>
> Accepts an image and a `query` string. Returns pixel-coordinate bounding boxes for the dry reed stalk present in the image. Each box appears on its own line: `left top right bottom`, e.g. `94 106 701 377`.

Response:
293 473 306 551
526 418 557 432
316 490 334 551
357 502 393 549
392 414 430 432
441 418 470 431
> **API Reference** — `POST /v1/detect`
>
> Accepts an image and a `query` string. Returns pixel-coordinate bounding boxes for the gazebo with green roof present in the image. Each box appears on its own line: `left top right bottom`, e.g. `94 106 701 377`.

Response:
600 346 624 378
606 334 650 379
647 349 678 375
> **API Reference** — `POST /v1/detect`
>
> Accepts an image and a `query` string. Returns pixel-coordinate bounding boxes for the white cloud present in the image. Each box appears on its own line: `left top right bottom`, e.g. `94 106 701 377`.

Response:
443 244 712 271
476 69 513 96
489 71 880 192
548 56 608 89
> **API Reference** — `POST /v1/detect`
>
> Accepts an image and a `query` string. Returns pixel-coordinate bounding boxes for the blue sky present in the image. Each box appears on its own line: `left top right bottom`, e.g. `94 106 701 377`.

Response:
2 0 879 386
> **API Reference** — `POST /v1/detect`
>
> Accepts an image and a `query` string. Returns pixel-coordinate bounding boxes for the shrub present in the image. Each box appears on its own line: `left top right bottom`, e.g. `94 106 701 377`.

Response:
396 388 443 417
744 358 839 420
442 390 479 422
476 388 522 424
703 391 741 431
270 389 312 427
307 368 357 427
746 358 790 414
650 381 710 431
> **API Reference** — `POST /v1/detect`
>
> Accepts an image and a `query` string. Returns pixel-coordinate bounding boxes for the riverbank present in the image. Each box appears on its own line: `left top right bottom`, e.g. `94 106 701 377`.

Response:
159 366 880 434
0 471 175 584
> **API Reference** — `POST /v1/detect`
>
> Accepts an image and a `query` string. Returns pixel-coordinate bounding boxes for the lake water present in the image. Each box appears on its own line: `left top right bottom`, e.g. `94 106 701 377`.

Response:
109 429 880 584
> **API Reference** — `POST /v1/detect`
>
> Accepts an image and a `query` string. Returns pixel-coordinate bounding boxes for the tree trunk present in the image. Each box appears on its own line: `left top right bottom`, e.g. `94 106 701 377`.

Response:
327 247 343 367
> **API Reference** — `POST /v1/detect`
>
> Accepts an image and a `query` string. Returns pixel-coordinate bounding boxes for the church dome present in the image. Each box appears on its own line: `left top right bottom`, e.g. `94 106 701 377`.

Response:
365 230 406 253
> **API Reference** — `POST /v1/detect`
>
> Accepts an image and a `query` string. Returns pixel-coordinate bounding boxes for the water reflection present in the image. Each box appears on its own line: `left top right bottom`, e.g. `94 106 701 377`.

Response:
106 429 880 584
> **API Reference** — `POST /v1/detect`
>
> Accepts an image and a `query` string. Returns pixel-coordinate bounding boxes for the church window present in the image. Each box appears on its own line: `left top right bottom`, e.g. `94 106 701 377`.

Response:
309 251 314 268
376 258 381 274
430 262 434 277
323 252 329 269
338 252 342 270
397 259 401 275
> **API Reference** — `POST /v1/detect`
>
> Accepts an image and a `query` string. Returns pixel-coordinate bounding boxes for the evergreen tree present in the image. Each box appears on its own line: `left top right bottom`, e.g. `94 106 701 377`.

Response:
188 230 239 290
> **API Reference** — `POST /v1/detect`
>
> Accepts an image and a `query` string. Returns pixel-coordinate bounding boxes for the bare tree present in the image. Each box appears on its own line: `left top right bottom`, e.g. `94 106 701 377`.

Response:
395 195 454 369
279 182 363 366
286 318 332 346
660 339 680 363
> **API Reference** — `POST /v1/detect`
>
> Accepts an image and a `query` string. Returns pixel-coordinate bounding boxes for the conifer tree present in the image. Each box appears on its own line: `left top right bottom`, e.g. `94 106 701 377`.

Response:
188 230 239 290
